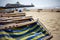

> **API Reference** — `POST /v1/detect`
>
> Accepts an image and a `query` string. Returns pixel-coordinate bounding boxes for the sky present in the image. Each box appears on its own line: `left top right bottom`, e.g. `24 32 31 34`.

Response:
0 0 60 9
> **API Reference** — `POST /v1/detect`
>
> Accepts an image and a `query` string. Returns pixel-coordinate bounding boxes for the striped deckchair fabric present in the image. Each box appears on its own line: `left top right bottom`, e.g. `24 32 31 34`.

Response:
0 20 52 40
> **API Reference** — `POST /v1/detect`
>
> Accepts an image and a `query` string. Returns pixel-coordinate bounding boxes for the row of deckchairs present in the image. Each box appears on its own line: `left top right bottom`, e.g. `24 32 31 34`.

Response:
0 12 52 40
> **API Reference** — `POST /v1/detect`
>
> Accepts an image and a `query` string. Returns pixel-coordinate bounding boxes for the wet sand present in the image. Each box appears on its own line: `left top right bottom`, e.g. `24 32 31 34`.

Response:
25 11 60 40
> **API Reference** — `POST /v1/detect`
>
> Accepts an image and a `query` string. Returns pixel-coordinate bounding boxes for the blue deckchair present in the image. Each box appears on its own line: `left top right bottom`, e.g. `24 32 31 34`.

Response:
0 20 52 40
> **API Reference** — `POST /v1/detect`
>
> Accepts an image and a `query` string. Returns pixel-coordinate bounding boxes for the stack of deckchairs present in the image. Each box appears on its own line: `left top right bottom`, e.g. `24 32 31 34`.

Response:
0 12 52 40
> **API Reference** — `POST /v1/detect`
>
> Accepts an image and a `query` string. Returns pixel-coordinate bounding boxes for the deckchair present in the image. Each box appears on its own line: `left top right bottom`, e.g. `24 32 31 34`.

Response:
0 20 52 40
0 13 25 17
0 16 33 25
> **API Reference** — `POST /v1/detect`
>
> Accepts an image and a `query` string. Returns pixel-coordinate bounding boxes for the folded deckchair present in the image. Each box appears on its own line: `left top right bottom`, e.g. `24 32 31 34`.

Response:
0 16 33 25
0 20 52 40
0 13 25 17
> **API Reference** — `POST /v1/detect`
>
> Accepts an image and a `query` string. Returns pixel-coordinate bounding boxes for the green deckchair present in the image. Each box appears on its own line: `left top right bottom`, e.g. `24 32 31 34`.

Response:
0 20 52 40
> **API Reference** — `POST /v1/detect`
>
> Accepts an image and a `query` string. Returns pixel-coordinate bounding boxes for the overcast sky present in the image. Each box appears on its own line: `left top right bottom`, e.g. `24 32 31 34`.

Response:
0 0 60 9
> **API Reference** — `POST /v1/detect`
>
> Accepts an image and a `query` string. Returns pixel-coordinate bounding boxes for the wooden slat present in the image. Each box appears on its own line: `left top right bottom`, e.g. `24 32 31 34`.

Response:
0 16 33 23
0 16 32 20
0 13 25 17
0 20 36 29
0 12 25 14
42 35 53 40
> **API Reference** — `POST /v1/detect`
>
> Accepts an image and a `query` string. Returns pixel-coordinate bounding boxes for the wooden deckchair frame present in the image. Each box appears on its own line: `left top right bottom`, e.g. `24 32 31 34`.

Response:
36 19 53 40
0 16 32 21
0 13 25 17
0 20 36 29
0 16 33 24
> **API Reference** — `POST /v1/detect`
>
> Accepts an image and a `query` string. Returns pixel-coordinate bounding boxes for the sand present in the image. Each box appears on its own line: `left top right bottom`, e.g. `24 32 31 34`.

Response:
25 11 60 40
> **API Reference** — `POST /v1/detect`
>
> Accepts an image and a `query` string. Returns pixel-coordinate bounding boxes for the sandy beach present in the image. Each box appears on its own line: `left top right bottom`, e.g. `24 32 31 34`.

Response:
25 11 60 40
